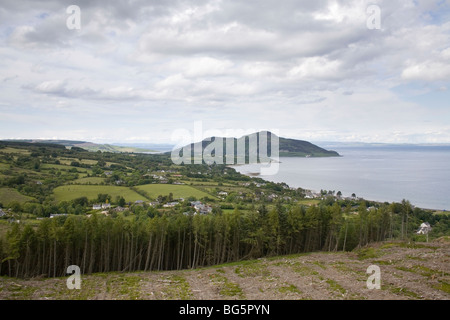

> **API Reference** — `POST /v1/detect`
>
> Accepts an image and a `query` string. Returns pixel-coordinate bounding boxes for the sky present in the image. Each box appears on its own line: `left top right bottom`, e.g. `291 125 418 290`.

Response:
0 0 450 144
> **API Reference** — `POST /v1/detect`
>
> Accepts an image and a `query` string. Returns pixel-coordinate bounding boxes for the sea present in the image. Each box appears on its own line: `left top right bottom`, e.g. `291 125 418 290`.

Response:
231 144 450 211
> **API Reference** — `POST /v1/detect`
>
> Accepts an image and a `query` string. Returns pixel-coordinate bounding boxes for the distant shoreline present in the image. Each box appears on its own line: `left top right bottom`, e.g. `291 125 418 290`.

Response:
230 157 449 212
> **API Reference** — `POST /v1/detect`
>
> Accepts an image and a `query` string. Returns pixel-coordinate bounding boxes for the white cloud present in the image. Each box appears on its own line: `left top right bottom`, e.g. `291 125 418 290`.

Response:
402 61 450 81
0 0 450 143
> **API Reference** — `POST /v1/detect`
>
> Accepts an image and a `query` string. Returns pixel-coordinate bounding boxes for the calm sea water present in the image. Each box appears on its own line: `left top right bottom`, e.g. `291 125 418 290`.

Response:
232 145 450 210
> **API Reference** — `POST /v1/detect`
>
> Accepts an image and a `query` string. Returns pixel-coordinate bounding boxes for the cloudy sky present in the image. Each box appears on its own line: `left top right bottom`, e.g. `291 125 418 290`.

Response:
1 0 450 144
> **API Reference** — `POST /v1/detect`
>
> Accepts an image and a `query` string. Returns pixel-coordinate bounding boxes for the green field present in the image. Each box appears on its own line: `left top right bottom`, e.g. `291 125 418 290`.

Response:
58 158 98 166
135 184 215 200
0 162 11 170
53 185 145 202
41 163 92 173
0 147 31 155
57 158 119 168
0 187 36 206
181 180 235 186
72 177 106 184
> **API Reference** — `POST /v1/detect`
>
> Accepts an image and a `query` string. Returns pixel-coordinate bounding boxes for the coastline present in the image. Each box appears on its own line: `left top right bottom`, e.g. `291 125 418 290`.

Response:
230 164 449 213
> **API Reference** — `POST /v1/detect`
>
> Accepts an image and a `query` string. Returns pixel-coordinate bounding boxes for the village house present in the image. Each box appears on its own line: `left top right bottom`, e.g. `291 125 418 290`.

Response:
113 206 127 213
163 201 179 208
0 208 6 217
191 201 212 214
93 203 110 210
417 222 432 235
267 194 278 200
50 213 67 218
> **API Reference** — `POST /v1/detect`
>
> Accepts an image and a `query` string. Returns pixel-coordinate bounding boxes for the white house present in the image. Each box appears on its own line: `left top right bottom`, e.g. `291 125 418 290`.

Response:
93 204 102 210
50 213 67 218
417 222 432 235
163 201 179 208
0 208 6 217
193 203 212 214
102 203 111 209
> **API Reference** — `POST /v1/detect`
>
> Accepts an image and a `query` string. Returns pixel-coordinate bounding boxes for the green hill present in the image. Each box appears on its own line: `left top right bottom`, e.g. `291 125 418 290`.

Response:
2 139 157 154
170 131 339 163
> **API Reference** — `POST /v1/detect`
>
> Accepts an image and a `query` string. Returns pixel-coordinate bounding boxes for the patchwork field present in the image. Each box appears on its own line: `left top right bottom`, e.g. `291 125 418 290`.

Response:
72 177 106 185
0 187 36 206
135 184 215 200
52 185 145 202
1 240 448 300
41 164 92 173
0 147 31 155
0 162 11 170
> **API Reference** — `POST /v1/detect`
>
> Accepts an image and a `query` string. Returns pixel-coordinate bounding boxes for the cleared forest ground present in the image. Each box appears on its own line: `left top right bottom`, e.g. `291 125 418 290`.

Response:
1 239 449 300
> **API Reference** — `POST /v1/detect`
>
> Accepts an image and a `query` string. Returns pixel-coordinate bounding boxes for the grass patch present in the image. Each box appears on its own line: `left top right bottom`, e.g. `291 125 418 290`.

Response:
356 247 382 260
234 262 270 278
3 283 38 300
326 279 347 295
388 286 422 299
53 185 146 202
209 273 244 298
0 162 11 170
433 281 450 294
72 177 106 185
160 275 193 300
380 242 399 249
0 187 36 206
278 284 302 295
58 158 98 166
312 261 327 270
395 265 449 278
106 275 143 300
275 261 319 276
0 147 31 155
135 184 216 200
41 163 91 173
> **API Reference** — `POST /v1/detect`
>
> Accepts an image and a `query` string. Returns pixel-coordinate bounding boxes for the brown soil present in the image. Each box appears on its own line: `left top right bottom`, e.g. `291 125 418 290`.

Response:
1 239 449 300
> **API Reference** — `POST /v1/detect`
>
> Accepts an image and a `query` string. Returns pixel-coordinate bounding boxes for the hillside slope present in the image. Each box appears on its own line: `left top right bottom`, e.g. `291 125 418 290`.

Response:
2 139 157 153
171 131 339 162
1 240 448 300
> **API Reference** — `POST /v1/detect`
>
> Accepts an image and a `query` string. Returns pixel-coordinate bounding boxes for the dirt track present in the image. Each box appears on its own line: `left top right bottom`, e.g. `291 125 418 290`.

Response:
1 239 449 300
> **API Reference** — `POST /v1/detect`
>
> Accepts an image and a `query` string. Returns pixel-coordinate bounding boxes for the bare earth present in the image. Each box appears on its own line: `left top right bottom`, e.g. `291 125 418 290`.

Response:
1 239 449 300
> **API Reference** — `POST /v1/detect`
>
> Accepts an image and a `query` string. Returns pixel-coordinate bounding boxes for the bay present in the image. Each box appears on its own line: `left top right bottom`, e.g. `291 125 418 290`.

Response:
232 145 450 210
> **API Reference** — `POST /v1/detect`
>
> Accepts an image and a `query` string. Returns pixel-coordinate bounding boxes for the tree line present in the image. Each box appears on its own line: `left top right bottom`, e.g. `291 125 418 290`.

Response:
2 200 444 278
